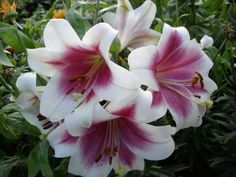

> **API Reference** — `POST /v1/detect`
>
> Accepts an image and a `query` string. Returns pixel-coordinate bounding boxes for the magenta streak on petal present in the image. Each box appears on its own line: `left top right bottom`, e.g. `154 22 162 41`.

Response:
95 61 112 88
151 91 163 107
160 85 192 119
79 122 108 169
47 60 64 68
119 140 136 168
119 119 153 150
79 117 155 169
84 90 95 102
47 46 111 98
111 104 136 119
157 46 203 74
60 131 79 144
157 30 182 66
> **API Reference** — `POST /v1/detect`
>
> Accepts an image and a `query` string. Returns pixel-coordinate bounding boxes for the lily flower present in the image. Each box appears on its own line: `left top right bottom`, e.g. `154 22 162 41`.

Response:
27 19 140 121
102 0 160 51
128 24 217 129
13 72 57 134
48 89 174 177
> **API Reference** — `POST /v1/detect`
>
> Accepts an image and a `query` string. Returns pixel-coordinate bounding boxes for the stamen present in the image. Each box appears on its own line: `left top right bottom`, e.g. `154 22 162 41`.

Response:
42 121 53 129
95 154 102 163
66 87 74 94
109 156 112 165
194 95 201 99
191 72 204 89
94 120 119 165
37 114 47 121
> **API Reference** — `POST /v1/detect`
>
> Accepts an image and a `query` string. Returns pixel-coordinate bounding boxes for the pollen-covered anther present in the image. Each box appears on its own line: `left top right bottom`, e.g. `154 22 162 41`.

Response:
42 121 53 129
191 72 204 89
37 114 47 121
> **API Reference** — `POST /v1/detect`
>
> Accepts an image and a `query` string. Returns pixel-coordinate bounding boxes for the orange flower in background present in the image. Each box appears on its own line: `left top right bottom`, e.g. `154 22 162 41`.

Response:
52 8 66 19
0 0 16 18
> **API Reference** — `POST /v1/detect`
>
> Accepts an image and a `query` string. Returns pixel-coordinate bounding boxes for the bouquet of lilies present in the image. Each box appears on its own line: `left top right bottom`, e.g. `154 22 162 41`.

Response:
13 0 217 176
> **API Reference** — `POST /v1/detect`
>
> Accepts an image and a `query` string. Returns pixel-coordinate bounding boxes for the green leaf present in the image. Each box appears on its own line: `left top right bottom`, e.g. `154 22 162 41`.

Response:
0 22 35 52
45 2 57 19
65 10 91 38
110 37 121 53
63 0 71 9
0 41 13 66
28 140 54 177
0 156 20 177
0 113 17 139
39 141 54 177
28 145 41 177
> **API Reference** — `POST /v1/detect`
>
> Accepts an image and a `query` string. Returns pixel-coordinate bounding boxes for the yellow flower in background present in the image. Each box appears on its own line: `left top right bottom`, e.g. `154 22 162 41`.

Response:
52 8 66 19
0 0 16 18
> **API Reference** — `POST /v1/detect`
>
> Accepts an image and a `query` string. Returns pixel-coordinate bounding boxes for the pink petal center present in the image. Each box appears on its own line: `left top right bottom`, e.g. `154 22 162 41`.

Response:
94 120 119 165
48 46 112 100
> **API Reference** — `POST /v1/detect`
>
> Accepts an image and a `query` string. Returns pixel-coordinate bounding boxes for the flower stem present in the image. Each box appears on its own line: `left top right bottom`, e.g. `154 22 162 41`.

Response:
93 0 100 25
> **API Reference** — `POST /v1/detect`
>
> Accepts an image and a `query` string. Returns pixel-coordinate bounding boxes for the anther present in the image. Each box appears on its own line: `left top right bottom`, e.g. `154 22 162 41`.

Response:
42 121 53 129
37 114 47 121
66 87 74 94
191 72 204 89
109 156 112 165
95 154 102 163
194 95 201 99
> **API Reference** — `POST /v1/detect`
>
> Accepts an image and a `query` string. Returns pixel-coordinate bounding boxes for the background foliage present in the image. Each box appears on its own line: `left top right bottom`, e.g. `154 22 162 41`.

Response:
0 0 236 177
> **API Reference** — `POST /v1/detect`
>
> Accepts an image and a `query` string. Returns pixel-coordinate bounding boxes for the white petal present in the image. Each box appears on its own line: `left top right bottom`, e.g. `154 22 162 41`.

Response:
106 89 152 122
147 91 168 123
158 24 190 59
68 143 113 177
15 92 38 109
44 19 82 50
94 60 140 102
128 46 159 90
114 154 144 174
21 106 42 131
124 124 175 161
64 100 98 136
128 29 161 49
40 73 80 122
200 35 213 48
47 124 78 157
118 0 156 49
16 72 36 93
102 12 117 28
82 23 118 59
27 48 62 77
131 0 156 29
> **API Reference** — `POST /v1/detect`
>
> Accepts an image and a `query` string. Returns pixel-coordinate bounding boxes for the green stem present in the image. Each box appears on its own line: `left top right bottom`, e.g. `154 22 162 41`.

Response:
175 0 179 26
213 38 227 61
93 0 100 25
0 74 14 93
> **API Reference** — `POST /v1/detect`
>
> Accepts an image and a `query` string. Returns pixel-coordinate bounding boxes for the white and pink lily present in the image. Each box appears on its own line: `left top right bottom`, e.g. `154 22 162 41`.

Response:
13 72 56 133
47 89 175 177
128 24 217 129
103 0 160 51
27 19 140 122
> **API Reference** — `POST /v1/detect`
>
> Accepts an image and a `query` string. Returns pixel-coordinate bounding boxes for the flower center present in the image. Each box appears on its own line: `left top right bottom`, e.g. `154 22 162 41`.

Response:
95 120 119 165
67 55 104 95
